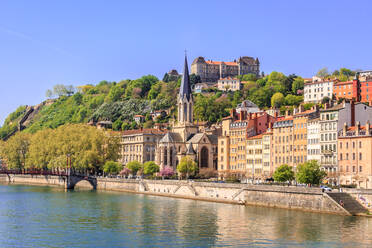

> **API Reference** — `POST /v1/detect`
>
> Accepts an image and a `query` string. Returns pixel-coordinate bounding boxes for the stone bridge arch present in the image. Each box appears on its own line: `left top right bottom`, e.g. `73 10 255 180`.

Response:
66 175 97 190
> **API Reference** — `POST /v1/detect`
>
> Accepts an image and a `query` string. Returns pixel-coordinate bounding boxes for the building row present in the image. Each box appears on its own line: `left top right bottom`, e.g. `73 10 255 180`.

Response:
304 71 372 104
217 100 372 188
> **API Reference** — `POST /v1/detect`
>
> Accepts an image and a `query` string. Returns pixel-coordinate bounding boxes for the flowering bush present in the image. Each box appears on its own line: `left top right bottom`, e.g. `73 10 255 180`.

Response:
120 167 131 176
159 166 174 178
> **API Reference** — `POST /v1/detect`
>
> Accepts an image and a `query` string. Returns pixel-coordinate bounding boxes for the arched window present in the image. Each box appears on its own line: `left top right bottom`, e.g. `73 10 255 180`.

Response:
200 147 209 168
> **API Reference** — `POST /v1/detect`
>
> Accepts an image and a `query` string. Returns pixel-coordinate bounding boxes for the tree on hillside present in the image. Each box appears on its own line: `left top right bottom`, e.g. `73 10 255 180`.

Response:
106 85 124 102
189 74 201 87
316 67 329 78
273 164 295 182
284 94 303 106
271 92 285 108
321 96 331 104
292 77 304 94
296 160 327 186
177 156 198 179
143 161 160 176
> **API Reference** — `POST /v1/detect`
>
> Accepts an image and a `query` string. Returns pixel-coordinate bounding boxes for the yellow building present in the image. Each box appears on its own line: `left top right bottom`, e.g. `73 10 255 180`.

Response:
246 134 263 181
120 128 166 165
272 116 294 171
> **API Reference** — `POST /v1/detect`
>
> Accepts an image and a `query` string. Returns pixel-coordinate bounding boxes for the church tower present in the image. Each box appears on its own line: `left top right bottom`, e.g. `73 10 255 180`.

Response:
178 55 193 124
173 55 198 142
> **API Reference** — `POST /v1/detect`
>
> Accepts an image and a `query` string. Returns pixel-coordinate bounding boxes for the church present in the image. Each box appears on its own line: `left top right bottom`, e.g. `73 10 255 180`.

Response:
155 56 218 171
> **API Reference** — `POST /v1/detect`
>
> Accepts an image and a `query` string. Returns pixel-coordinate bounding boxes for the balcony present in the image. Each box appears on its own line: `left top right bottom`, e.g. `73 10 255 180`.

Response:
321 150 334 155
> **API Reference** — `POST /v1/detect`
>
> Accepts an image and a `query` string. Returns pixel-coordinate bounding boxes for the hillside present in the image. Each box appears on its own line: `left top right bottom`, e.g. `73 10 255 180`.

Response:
0 71 309 140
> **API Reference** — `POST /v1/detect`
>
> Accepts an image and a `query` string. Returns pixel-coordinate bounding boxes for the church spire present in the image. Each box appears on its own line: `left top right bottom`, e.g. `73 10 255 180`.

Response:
179 55 192 101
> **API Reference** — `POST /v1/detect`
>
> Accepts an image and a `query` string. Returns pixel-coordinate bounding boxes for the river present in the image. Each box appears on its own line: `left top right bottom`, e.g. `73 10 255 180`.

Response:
0 184 371 247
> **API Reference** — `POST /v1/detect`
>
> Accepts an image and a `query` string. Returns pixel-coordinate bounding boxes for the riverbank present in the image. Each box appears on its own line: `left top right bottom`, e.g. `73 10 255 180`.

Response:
0 174 360 215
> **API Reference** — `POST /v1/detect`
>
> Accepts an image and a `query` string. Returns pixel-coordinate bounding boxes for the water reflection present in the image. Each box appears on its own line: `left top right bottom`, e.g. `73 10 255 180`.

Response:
0 184 372 247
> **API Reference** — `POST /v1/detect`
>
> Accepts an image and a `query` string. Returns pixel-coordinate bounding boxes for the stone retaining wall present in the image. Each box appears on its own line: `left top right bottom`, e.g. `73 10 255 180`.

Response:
1 174 347 215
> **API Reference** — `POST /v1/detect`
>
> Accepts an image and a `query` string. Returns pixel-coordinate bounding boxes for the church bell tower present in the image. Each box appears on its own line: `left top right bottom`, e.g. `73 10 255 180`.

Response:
178 55 193 124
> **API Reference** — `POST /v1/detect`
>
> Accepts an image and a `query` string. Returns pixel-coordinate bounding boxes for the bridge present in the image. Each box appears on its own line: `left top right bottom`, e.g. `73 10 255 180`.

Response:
0 169 97 190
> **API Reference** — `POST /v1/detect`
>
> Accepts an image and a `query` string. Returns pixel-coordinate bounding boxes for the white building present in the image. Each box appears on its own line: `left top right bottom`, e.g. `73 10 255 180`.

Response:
304 79 334 103
217 77 241 91
307 117 321 163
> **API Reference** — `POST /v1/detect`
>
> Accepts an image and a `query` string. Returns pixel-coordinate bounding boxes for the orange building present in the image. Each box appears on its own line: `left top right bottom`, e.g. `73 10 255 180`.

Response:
338 121 372 188
333 80 358 100
360 81 372 104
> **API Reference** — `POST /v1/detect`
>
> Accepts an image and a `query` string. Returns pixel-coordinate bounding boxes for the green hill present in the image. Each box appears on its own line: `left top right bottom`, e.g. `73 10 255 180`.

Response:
0 71 308 140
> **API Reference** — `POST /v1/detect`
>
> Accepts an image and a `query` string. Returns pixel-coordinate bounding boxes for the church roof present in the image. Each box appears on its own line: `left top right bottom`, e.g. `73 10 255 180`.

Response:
159 132 183 143
187 133 206 144
207 134 218 145
179 55 192 101
186 142 196 155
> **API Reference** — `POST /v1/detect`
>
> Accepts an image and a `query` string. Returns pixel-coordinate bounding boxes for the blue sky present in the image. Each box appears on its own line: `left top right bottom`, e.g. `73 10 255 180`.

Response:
0 0 371 125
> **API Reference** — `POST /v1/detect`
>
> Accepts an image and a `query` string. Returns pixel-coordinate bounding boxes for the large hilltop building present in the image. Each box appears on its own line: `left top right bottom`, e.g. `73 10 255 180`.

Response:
191 56 260 83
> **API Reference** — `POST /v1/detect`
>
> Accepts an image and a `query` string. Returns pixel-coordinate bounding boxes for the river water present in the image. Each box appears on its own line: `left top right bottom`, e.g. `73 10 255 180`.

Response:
0 184 372 248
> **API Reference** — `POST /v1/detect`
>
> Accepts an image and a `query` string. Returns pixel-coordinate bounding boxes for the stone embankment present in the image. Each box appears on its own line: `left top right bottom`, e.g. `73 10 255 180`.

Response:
0 174 362 215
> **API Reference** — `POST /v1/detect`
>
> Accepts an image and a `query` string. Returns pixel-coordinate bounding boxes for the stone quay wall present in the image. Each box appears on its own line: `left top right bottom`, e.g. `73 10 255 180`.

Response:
0 174 346 215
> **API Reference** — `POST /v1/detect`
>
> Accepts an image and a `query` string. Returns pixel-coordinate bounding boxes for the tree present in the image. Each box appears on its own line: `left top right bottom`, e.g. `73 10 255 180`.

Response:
120 167 131 177
273 164 295 182
177 156 198 179
296 160 327 185
271 92 285 108
284 94 303 106
159 166 174 178
189 73 201 87
53 84 68 97
292 77 304 94
45 89 53 99
321 96 331 104
103 161 122 175
126 161 143 175
0 132 31 170
143 161 160 175
106 85 124 102
316 67 329 78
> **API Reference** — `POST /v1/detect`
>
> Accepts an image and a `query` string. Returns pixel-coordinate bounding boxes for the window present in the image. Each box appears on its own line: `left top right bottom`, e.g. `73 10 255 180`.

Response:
340 142 342 149
346 142 349 149
340 153 343 160
353 153 356 160
359 153 362 160
359 141 362 148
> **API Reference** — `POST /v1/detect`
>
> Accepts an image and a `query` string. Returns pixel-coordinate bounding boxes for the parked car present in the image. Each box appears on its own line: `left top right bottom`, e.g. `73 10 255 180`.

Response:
320 186 332 192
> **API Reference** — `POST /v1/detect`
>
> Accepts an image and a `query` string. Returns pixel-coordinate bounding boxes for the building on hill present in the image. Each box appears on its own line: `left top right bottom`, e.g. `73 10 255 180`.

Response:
236 100 260 114
338 121 372 188
304 78 335 103
155 55 218 171
217 77 242 91
191 56 260 83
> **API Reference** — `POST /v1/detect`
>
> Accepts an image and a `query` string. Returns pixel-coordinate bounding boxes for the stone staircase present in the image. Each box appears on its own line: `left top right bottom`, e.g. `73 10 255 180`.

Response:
327 192 368 215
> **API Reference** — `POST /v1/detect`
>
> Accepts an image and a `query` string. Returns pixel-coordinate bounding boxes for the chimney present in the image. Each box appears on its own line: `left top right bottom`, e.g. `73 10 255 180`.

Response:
351 100 355 126
366 120 371 135
324 103 328 110
285 110 290 117
343 123 347 136
356 121 360 135
299 105 304 113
